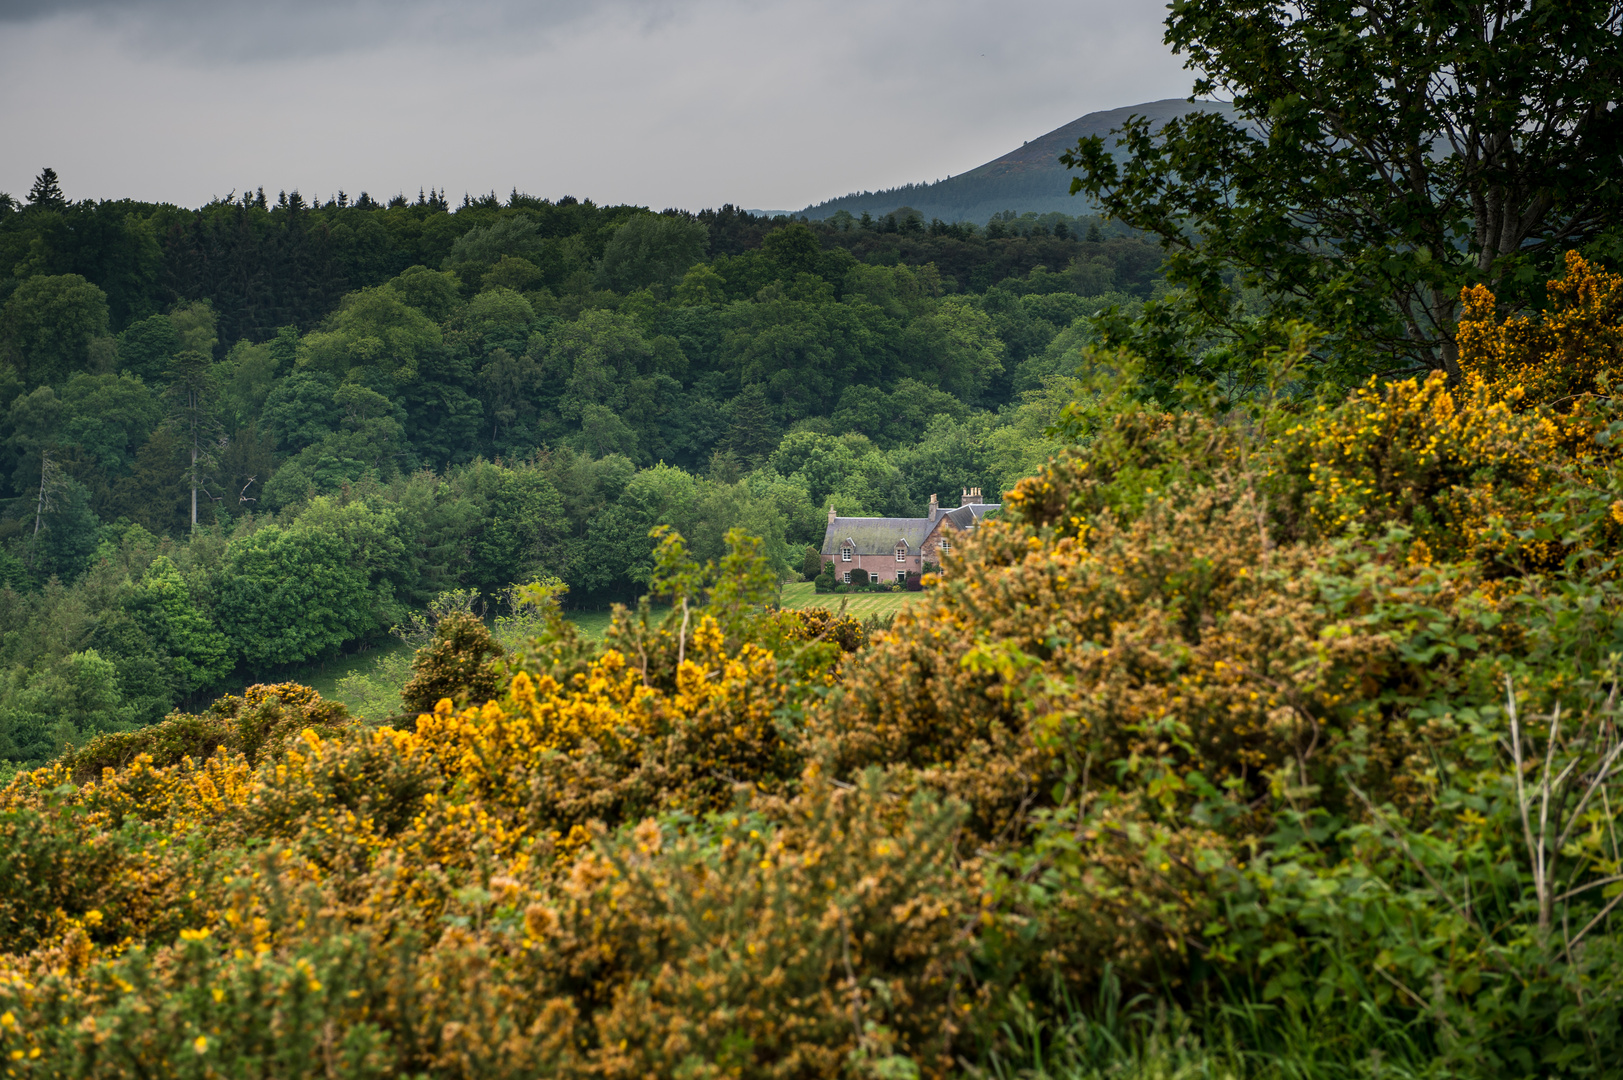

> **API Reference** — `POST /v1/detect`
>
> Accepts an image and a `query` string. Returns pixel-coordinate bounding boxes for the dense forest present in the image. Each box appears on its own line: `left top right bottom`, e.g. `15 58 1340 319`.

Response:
0 171 1160 764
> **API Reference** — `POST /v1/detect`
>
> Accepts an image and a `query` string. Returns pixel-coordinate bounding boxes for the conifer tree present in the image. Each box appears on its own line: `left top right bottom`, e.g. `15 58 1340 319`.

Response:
26 167 65 210
725 383 779 468
111 426 190 535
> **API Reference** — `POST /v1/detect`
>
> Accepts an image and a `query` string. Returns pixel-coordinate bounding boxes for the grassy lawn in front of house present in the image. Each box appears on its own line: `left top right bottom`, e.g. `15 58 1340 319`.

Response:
777 581 924 619
564 608 618 640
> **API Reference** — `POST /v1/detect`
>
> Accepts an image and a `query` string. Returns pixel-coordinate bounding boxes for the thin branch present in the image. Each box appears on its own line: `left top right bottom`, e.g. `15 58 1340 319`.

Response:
1508 679 1544 924
1552 737 1623 854
1569 888 1623 952
1348 780 1483 936
1553 874 1623 904
840 912 865 1047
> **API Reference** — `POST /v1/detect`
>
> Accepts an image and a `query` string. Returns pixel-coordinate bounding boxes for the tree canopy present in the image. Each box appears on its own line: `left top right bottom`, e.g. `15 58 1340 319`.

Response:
1065 0 1623 384
0 179 1131 756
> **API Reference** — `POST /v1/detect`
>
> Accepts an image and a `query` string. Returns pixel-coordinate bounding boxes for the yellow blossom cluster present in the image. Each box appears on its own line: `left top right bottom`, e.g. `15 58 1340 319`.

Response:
1458 251 1623 423
0 605 974 1078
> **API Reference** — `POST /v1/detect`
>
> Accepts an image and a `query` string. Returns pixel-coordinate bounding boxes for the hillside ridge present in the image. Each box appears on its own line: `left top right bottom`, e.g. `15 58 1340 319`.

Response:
798 97 1234 224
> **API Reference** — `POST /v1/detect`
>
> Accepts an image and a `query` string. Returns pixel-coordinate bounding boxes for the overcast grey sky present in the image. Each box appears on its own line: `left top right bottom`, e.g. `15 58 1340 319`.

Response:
0 0 1192 212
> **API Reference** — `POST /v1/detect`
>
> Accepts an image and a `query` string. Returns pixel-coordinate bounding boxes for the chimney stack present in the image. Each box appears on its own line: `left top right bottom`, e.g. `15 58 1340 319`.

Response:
928 493 939 521
827 503 838 525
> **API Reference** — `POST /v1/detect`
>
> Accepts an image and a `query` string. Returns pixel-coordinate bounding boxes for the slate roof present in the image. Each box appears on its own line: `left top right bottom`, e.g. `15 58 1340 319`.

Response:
938 504 999 529
821 503 1001 556
821 517 935 557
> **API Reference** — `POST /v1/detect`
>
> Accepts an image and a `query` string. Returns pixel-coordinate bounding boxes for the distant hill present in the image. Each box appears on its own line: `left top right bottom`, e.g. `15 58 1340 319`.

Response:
799 98 1235 225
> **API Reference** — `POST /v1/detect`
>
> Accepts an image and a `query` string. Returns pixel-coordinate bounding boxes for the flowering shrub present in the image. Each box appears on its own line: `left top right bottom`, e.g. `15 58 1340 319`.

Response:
784 607 869 654
0 607 940 1076
815 253 1623 1060
58 681 354 781
398 611 505 716
1458 251 1623 415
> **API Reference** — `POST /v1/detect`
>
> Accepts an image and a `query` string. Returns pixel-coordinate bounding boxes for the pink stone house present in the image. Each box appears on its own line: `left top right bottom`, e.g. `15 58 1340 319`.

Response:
819 488 1000 584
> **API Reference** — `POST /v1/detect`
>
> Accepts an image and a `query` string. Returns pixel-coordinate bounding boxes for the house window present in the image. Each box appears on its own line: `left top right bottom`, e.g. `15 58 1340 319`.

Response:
843 571 852 584
895 542 907 562
938 538 950 555
896 571 907 583
841 547 852 562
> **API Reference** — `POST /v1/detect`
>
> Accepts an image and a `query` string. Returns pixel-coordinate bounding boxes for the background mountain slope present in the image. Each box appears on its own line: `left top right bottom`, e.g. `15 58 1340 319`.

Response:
799 98 1234 224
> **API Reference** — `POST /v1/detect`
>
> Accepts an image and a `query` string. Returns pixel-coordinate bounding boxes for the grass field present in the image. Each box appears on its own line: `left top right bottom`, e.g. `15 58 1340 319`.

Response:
565 587 922 639
777 581 922 618
563 605 672 641
296 639 412 701
292 607 633 714
564 609 617 640
229 638 413 705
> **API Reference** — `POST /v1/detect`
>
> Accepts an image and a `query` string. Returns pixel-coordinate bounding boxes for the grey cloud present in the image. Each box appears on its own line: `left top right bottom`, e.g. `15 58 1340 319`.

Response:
0 0 603 23
0 0 656 61
0 0 94 16
0 0 1190 210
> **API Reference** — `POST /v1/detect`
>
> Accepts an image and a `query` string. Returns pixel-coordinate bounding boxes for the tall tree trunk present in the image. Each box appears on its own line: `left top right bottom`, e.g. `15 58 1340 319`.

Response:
33 449 51 537
190 385 199 531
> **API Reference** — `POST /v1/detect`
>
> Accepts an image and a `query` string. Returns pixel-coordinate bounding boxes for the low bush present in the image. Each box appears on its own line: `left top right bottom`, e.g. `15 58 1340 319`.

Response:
56 682 353 783
813 561 836 593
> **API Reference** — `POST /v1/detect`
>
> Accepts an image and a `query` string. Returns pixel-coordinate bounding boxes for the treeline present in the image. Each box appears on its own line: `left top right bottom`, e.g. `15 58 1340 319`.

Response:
0 172 1156 347
0 170 1134 764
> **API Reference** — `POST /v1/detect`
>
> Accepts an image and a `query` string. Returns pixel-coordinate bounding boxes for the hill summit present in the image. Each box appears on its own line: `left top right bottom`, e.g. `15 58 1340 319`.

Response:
799 98 1234 225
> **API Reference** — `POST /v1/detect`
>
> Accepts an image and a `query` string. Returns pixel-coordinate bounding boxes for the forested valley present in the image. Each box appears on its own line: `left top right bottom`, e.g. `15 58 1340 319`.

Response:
0 175 1155 765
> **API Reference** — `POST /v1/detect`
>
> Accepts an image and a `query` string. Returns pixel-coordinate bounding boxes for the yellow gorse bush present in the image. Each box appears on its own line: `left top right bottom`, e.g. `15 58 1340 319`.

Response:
415 616 817 838
1459 250 1623 413
1259 253 1623 574
0 576 970 1078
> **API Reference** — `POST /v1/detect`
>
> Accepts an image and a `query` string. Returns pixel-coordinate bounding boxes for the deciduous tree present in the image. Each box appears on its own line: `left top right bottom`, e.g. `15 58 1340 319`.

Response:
1066 0 1623 381
0 275 111 387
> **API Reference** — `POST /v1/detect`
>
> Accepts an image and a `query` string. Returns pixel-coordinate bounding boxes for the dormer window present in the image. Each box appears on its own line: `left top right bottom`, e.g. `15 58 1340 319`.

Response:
841 546 852 562
895 541 908 562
